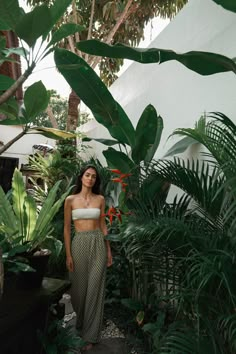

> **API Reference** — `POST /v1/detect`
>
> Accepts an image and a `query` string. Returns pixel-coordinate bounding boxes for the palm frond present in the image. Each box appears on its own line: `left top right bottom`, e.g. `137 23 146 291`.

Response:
150 158 225 220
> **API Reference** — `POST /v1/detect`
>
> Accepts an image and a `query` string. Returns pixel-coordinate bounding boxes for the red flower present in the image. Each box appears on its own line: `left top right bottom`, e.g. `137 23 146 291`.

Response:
110 169 131 192
102 206 130 225
110 169 122 174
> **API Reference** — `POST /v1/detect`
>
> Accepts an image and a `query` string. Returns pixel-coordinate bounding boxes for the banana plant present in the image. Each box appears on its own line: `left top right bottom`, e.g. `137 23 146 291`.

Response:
76 0 236 77
54 48 167 206
0 168 71 257
54 48 164 172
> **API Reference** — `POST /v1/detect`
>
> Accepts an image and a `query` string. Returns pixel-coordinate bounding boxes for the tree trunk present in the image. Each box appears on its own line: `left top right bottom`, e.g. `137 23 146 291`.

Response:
46 105 58 129
66 90 80 131
0 130 25 155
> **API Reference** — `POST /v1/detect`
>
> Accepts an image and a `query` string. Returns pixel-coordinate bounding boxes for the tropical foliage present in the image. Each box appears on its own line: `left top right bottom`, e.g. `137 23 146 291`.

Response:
76 0 236 78
59 1 236 351
0 168 71 258
27 0 187 130
0 0 77 154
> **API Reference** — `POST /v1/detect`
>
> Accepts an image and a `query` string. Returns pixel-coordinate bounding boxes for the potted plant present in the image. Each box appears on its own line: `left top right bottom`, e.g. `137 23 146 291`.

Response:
0 168 71 288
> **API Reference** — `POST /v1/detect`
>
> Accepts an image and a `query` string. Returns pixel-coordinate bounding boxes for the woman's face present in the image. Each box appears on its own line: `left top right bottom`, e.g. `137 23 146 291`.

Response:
81 168 97 188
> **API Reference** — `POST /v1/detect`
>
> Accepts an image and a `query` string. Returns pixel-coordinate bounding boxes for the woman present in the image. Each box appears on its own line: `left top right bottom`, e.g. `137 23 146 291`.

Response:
64 165 112 351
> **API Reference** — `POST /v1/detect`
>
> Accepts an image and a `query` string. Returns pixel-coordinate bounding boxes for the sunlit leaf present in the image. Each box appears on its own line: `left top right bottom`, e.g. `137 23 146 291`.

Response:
29 127 76 140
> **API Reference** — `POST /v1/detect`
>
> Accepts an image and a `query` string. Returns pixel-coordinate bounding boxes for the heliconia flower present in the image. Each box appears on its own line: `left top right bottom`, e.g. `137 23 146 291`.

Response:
121 182 128 191
102 206 131 225
110 169 132 192
110 169 122 174
120 173 132 179
112 177 123 183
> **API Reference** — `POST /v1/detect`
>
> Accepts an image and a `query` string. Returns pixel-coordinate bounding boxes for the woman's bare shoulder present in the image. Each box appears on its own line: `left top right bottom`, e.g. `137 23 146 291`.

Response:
97 194 104 201
65 194 76 203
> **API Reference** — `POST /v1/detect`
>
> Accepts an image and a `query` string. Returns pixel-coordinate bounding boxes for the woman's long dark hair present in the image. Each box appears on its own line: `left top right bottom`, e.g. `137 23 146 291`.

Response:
73 165 101 194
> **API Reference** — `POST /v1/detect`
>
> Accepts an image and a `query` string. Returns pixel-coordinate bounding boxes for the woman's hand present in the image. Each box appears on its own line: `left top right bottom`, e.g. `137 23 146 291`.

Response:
107 252 112 267
66 255 74 272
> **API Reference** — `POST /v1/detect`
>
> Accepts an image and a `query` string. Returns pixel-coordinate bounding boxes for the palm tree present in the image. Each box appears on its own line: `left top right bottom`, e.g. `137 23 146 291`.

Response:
120 113 236 353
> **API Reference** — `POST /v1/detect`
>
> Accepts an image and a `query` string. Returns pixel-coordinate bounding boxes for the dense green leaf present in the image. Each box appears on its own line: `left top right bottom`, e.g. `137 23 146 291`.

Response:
15 5 52 47
145 113 163 162
0 75 15 91
24 81 49 120
48 23 85 48
212 0 236 12
0 0 24 31
77 40 236 76
54 48 135 146
131 105 159 164
103 147 135 173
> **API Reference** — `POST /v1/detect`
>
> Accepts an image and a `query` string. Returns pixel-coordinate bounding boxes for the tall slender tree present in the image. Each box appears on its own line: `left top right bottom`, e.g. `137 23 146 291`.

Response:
26 0 187 131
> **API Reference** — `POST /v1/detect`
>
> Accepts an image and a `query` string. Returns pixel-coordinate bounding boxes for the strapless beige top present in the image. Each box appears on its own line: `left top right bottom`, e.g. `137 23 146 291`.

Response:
72 208 101 221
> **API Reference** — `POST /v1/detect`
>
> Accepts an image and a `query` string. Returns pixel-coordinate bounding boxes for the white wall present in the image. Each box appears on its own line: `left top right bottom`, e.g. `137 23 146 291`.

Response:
0 125 56 167
80 0 236 163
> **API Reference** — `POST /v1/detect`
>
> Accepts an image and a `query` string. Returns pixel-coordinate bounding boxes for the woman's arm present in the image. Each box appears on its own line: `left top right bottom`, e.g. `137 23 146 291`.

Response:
64 196 74 272
100 196 112 267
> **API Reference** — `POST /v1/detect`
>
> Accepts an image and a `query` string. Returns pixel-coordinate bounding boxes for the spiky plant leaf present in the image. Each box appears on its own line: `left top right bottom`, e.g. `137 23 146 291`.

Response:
23 194 37 243
11 169 27 239
0 186 18 238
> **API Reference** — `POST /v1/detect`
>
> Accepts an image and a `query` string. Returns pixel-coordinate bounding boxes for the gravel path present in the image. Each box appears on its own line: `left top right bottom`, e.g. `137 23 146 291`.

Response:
61 294 144 354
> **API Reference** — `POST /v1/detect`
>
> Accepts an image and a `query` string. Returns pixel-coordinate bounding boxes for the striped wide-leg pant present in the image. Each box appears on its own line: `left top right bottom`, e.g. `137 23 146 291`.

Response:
70 229 107 343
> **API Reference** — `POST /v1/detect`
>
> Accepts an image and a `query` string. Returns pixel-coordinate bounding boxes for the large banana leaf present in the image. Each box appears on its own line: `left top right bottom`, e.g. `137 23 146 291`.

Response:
103 147 135 173
54 48 135 147
77 40 236 76
213 0 236 12
131 105 161 164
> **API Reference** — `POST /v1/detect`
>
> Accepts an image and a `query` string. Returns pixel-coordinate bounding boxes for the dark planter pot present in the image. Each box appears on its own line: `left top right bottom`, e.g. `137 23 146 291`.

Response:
0 249 3 300
18 250 51 289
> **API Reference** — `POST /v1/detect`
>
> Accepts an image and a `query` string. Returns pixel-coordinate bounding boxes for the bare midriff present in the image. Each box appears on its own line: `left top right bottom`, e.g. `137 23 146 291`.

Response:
73 219 101 233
